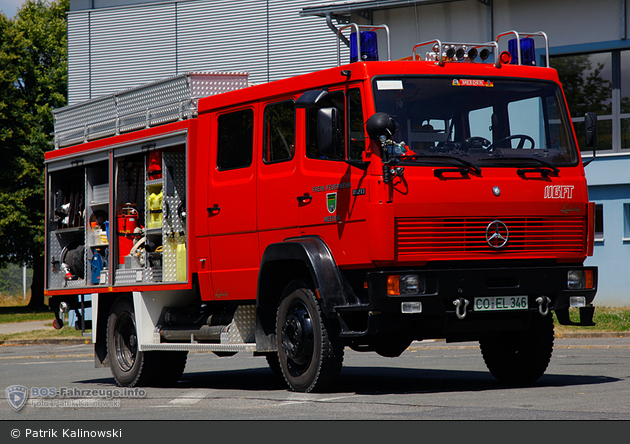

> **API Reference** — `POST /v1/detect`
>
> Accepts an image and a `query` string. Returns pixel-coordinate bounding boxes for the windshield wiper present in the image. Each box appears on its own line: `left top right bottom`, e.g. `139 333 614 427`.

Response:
479 156 559 175
401 154 482 175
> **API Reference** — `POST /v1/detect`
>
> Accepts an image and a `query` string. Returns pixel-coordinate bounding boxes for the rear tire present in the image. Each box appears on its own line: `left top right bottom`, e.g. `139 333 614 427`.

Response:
107 297 187 387
265 353 283 378
276 280 343 392
480 313 554 384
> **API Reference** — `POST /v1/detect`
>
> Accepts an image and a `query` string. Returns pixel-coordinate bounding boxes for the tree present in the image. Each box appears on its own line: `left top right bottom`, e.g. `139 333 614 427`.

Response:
0 0 68 308
551 55 613 117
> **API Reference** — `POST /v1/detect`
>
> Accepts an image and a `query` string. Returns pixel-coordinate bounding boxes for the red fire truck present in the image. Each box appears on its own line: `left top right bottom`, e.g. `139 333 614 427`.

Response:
45 28 598 392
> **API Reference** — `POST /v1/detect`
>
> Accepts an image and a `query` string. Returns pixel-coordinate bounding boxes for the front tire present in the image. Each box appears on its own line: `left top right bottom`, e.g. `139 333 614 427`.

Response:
106 296 187 387
480 313 554 384
276 281 343 392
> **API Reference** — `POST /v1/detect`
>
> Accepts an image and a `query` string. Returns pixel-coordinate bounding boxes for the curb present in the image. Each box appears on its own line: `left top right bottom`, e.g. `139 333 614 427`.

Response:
1 333 629 347
0 338 92 346
554 332 630 339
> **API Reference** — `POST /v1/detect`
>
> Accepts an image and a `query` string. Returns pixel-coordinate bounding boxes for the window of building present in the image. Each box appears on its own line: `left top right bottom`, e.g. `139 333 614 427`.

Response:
595 203 604 242
550 50 630 154
623 203 630 241
217 109 254 171
263 101 295 163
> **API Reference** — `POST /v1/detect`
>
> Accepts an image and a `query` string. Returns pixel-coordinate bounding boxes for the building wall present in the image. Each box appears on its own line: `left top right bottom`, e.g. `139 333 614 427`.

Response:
583 158 630 306
67 0 341 104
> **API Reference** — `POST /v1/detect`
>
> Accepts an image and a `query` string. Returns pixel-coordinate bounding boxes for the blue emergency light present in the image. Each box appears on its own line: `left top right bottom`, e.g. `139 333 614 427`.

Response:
350 31 379 63
508 37 536 65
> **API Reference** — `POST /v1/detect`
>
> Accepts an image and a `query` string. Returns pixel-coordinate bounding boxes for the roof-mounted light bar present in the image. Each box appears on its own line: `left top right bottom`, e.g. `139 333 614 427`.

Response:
337 23 391 66
495 30 549 67
413 39 499 67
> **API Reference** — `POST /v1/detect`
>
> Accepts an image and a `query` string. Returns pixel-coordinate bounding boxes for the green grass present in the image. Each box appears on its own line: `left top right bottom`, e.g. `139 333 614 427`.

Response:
554 306 630 333
0 309 55 324
0 293 55 323
0 325 90 342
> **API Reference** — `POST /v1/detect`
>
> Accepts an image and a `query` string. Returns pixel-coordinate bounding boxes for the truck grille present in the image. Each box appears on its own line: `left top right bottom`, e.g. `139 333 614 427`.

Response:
395 217 586 256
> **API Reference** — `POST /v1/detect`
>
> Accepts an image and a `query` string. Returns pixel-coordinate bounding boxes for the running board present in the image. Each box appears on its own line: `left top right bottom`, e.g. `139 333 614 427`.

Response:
140 305 257 353
141 343 256 352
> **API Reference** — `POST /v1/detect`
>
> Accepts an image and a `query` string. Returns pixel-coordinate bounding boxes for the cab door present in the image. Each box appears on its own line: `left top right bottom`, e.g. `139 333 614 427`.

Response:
256 99 299 250
297 87 370 265
206 106 259 301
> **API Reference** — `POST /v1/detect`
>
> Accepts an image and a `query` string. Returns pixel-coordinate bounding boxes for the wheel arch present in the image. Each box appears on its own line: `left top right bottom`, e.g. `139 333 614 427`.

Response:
256 236 348 348
94 294 119 367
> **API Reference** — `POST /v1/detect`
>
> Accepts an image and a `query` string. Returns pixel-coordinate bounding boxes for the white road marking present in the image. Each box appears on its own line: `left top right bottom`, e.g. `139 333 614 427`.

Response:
169 390 210 405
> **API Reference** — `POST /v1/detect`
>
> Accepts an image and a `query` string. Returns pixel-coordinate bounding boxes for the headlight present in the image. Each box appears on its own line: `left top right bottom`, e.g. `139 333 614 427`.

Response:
567 270 594 290
567 270 585 290
387 274 426 295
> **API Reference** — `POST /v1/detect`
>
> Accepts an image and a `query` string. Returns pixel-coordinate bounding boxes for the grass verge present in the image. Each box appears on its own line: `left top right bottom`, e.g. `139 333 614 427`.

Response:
0 325 90 342
554 307 630 333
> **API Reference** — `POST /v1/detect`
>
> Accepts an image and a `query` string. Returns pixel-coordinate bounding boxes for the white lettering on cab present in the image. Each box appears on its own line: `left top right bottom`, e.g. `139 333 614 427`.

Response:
544 185 574 199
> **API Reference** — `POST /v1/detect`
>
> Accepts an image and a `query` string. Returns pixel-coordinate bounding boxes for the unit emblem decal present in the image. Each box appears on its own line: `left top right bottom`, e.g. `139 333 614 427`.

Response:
327 193 337 214
486 220 509 249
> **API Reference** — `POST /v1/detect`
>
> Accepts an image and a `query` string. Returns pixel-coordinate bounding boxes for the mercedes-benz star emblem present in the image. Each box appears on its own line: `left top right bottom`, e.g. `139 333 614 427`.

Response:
486 220 509 249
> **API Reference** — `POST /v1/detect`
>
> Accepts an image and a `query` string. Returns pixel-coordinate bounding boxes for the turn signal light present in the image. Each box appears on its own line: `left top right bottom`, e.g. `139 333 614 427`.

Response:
387 275 400 295
387 274 426 295
567 270 594 290
585 269 594 289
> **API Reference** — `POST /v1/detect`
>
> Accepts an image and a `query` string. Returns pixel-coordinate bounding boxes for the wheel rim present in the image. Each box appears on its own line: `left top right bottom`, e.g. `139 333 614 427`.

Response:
281 300 314 374
114 311 138 372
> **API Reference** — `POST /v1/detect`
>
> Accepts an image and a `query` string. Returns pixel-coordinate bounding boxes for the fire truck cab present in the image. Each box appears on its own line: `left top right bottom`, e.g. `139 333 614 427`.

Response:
45 28 598 392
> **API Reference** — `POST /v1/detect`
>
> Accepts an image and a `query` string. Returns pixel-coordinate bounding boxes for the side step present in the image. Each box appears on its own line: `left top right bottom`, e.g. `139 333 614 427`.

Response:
140 305 257 353
141 343 256 352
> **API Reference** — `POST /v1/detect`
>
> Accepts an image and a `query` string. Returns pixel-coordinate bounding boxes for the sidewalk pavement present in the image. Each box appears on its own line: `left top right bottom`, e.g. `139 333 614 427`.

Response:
0 320 628 347
0 320 92 346
0 320 54 335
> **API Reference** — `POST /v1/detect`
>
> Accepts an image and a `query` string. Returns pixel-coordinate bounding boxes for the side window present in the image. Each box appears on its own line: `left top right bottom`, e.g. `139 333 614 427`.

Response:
348 88 365 161
306 90 345 160
263 101 295 163
469 106 494 142
507 97 543 148
217 109 254 171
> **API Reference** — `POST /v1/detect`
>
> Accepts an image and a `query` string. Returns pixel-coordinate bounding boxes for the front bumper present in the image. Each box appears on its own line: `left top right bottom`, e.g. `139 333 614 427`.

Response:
335 265 597 339
366 265 597 314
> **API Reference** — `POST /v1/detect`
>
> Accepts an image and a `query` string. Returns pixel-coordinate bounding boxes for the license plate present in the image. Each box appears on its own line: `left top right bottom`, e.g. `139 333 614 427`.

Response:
473 296 528 311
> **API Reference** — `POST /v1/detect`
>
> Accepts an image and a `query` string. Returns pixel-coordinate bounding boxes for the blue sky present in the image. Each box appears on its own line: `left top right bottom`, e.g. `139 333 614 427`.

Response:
1 0 25 18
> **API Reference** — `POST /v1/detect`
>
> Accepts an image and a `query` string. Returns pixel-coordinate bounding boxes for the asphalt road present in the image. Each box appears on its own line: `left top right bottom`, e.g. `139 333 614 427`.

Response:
1 337 629 421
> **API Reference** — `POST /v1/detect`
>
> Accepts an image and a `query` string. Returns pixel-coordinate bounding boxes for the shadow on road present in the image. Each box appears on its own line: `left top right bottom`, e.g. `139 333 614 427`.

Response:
79 366 621 395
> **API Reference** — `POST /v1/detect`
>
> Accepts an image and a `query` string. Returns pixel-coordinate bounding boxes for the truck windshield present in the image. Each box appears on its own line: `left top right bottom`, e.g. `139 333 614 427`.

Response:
372 77 578 167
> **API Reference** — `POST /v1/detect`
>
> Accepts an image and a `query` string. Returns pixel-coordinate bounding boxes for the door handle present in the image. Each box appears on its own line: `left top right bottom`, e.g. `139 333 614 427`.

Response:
297 193 312 204
207 205 221 216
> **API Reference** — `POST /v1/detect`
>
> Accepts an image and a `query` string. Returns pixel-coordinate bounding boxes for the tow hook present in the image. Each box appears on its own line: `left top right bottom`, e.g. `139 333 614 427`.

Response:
536 296 551 316
453 298 469 320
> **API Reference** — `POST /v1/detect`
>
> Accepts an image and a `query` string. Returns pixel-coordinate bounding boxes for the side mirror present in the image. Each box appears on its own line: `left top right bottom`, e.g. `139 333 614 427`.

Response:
366 112 395 140
585 112 598 149
317 107 341 157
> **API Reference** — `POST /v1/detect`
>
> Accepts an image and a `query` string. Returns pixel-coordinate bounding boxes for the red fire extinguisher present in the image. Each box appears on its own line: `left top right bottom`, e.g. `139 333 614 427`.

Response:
118 203 139 233
118 203 141 265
